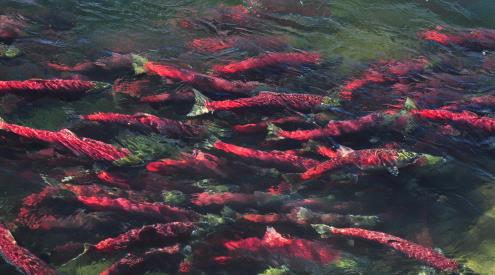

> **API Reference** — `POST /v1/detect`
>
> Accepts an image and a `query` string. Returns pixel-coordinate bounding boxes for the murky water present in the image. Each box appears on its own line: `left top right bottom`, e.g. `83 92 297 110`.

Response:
1 0 495 274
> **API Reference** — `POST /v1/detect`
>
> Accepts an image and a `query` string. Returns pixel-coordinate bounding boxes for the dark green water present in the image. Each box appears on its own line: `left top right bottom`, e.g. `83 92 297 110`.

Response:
1 0 495 274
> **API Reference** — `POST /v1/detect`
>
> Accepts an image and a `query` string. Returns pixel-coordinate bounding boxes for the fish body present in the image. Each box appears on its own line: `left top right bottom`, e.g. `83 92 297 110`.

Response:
0 223 57 275
413 109 495 133
212 51 321 75
76 195 199 222
147 150 227 178
0 120 130 161
0 79 109 98
313 225 459 272
188 89 339 117
421 27 495 50
0 42 20 58
222 227 339 266
213 140 320 172
301 148 443 180
48 53 146 75
81 112 204 138
144 62 259 96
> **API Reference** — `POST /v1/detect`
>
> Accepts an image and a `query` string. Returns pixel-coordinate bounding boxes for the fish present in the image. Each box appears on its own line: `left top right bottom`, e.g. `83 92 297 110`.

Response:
246 0 332 17
312 225 459 272
15 186 69 225
147 150 228 178
212 51 321 75
48 53 148 76
0 119 131 162
189 35 287 53
191 191 277 207
80 112 205 138
0 223 58 275
91 222 195 254
441 95 495 113
267 112 394 141
243 207 379 227
75 195 199 222
300 146 444 181
0 42 20 58
220 227 340 266
232 116 307 135
101 244 182 275
14 186 107 231
144 62 261 96
212 140 320 172
190 37 239 53
97 170 133 190
420 26 495 51
175 4 256 34
139 90 194 104
339 58 429 100
0 15 25 43
0 79 110 98
187 89 339 117
267 99 430 141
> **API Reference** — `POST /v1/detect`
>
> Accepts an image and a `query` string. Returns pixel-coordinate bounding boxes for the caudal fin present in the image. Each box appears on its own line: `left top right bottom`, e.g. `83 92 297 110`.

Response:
403 97 419 112
205 121 231 139
187 89 212 117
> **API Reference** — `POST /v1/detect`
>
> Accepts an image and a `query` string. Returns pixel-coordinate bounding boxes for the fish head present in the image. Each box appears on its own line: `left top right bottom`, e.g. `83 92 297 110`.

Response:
88 81 111 93
321 96 341 107
411 152 446 167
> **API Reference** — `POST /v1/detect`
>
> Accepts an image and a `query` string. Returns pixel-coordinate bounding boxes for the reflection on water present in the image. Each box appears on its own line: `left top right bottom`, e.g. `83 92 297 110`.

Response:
1 0 495 274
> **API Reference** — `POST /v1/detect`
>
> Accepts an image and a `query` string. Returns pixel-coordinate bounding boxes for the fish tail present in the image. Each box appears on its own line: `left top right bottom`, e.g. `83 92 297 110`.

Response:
187 89 212 117
205 121 231 139
198 135 220 150
403 97 419 112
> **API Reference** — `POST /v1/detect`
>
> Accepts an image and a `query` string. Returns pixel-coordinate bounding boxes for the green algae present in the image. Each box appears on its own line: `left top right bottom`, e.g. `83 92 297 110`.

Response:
114 133 182 166
461 184 495 275
58 259 112 275
258 266 290 275
0 43 21 59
